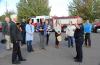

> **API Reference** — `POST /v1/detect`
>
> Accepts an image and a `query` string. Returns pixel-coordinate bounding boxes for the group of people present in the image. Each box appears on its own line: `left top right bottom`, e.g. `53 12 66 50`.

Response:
65 18 92 63
2 16 52 64
1 16 92 64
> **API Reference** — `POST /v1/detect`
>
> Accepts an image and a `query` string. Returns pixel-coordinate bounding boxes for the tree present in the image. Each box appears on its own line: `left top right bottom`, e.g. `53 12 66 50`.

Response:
68 0 100 22
17 0 51 20
0 11 15 21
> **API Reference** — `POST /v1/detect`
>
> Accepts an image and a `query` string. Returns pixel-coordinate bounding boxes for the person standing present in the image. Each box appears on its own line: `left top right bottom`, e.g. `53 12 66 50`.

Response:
10 18 26 64
53 19 61 48
2 17 13 50
37 18 47 49
25 18 34 52
21 19 26 45
84 20 92 47
74 18 84 63
66 21 76 48
45 19 51 45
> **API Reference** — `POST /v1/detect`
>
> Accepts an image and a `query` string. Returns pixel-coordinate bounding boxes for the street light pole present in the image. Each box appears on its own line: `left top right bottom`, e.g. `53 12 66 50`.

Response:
6 0 8 13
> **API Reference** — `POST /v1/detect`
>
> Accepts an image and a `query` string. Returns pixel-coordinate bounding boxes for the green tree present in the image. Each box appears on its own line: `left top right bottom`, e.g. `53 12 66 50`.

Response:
17 0 51 20
68 0 100 22
0 11 15 21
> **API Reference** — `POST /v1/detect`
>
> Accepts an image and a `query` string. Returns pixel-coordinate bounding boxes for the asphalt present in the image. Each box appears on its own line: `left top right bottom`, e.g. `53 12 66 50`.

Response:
0 32 100 65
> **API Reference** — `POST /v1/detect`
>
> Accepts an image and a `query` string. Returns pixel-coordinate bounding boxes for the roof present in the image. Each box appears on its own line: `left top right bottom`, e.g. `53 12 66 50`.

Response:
52 16 80 19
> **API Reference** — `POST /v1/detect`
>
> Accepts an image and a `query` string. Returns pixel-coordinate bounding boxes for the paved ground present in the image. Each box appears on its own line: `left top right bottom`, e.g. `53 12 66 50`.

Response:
0 32 100 65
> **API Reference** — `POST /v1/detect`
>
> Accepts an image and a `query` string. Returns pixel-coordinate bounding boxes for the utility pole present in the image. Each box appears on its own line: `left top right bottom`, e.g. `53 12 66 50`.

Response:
6 0 8 13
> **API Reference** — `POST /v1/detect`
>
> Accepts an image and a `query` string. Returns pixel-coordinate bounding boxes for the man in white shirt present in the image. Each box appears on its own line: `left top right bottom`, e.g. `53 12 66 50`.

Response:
66 21 76 48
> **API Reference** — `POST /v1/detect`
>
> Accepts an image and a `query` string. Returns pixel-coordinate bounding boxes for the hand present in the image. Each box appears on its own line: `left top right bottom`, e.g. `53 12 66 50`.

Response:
75 24 80 29
39 29 43 32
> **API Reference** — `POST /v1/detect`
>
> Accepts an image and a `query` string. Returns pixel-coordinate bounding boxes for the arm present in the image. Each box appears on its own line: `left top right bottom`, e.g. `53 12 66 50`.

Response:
2 22 6 34
10 23 17 42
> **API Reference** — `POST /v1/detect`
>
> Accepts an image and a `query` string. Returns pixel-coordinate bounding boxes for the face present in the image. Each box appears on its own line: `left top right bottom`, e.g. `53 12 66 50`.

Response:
53 18 56 24
45 20 49 24
69 21 72 25
5 17 10 22
77 18 83 24
29 19 32 24
11 16 17 23
42 18 45 23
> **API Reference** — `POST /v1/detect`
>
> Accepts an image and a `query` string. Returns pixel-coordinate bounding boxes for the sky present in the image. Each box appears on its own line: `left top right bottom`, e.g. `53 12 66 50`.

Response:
0 0 70 16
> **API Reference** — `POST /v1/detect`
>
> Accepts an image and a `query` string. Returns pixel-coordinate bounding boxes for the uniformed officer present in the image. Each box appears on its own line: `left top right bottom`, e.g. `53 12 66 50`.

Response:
74 18 84 63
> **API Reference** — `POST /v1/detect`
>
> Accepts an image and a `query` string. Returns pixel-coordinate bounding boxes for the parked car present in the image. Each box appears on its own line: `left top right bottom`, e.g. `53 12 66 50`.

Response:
0 22 2 32
93 21 100 33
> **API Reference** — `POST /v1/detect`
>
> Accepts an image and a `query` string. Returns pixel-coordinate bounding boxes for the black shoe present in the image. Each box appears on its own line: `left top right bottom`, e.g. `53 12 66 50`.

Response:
68 46 70 48
73 57 78 59
71 45 74 48
31 49 34 52
74 59 82 63
12 61 21 64
20 59 27 61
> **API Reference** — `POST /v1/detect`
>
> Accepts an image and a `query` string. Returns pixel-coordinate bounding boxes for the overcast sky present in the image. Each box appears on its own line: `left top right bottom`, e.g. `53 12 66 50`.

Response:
0 0 70 16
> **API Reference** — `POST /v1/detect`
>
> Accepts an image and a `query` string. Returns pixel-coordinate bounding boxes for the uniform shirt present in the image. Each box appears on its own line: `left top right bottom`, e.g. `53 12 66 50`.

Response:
74 24 84 39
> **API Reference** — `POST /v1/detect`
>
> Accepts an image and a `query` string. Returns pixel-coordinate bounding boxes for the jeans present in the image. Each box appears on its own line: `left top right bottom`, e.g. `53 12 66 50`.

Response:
68 36 74 47
26 40 33 52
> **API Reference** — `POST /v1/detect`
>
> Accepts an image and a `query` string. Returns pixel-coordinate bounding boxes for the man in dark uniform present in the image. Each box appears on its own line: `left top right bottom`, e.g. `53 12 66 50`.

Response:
74 18 84 63
10 19 26 64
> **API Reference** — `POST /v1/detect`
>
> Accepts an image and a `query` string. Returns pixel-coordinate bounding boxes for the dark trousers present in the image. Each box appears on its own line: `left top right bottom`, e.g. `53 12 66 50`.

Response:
12 41 23 62
85 33 91 46
26 40 33 52
46 34 50 45
21 32 26 44
68 36 74 47
55 32 60 46
75 38 83 61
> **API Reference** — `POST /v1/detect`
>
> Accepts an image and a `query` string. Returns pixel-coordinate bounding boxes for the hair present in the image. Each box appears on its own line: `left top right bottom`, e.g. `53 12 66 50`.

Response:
5 16 11 21
16 22 20 25
40 18 44 25
27 18 31 24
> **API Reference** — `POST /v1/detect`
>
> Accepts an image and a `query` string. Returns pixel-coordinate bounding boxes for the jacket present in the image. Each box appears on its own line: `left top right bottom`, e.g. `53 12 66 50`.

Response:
10 22 23 42
37 23 47 36
2 21 13 35
74 24 84 39
84 22 92 33
25 24 34 41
